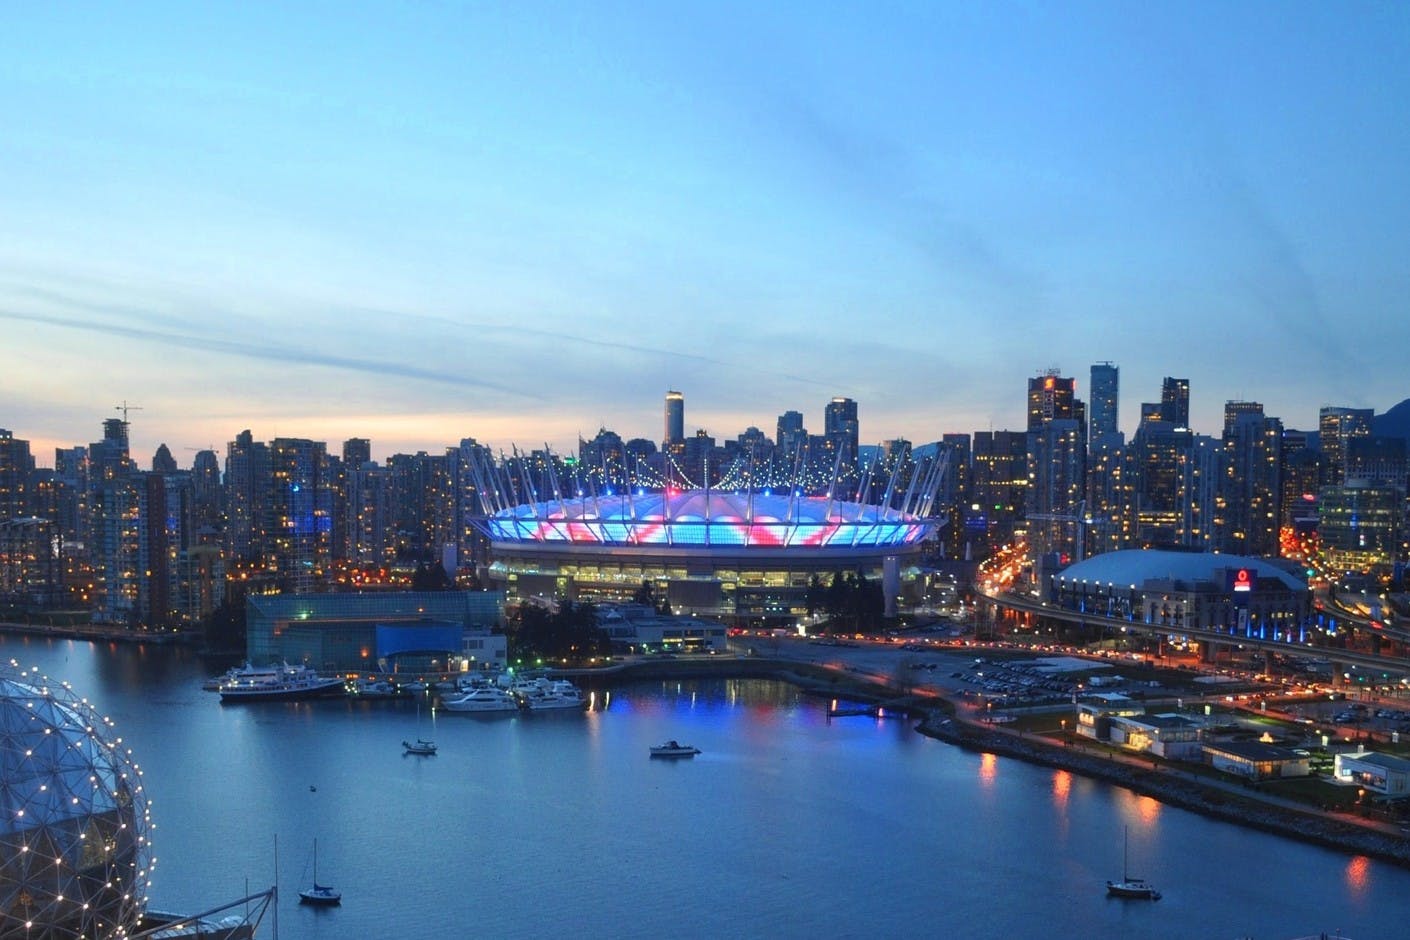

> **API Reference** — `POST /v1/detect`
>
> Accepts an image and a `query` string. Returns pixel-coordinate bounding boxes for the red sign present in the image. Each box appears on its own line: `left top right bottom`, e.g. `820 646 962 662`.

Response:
1233 569 1252 592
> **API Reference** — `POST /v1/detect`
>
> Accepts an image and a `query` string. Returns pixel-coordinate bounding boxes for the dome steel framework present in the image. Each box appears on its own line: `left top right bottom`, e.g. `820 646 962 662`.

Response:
1 661 153 940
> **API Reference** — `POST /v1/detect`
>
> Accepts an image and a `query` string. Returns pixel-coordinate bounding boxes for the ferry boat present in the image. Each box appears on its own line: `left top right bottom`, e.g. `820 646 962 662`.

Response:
649 740 701 758
217 663 347 703
440 686 521 713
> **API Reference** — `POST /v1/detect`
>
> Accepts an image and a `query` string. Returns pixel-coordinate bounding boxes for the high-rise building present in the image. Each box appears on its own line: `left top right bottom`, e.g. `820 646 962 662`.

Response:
824 397 859 461
664 391 685 449
1279 430 1321 530
88 420 141 625
776 410 806 456
1130 419 1192 547
1223 400 1265 435
269 438 333 594
1027 370 1084 434
343 438 372 469
971 430 1028 551
1215 402 1282 556
1089 362 1119 440
1345 436 1408 490
0 429 34 520
151 444 178 474
1085 430 1129 556
1320 482 1402 574
1160 377 1190 428
1319 406 1375 486
224 430 270 565
1026 419 1087 562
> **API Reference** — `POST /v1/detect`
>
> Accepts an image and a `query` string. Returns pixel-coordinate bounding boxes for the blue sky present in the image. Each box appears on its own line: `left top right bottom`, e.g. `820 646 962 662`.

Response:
2 2 1406 464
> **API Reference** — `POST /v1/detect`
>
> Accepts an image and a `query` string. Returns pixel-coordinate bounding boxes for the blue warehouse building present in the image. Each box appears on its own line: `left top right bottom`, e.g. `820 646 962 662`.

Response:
246 590 505 673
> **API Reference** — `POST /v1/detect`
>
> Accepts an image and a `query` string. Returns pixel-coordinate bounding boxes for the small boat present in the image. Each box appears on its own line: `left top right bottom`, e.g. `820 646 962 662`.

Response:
403 738 438 756
650 740 701 758
441 687 521 713
298 839 341 906
1106 826 1160 900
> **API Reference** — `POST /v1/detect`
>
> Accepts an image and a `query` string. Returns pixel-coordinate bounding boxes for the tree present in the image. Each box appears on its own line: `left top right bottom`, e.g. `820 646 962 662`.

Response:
805 573 825 618
411 561 453 591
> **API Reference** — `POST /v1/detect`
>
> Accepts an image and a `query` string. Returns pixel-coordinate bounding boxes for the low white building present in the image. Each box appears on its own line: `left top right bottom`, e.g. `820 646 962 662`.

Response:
596 604 730 652
1333 749 1410 799
1203 741 1310 780
1108 713 1204 759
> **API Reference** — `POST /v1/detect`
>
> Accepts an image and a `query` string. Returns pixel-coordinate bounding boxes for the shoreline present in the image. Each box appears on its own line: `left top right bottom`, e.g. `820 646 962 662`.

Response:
578 654 1410 871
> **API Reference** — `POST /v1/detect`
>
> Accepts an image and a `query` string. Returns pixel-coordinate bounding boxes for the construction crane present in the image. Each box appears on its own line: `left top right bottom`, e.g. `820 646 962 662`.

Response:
114 400 144 425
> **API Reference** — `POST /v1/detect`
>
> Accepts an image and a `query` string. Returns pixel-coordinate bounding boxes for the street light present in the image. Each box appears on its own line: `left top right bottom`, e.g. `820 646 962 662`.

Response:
1061 718 1068 745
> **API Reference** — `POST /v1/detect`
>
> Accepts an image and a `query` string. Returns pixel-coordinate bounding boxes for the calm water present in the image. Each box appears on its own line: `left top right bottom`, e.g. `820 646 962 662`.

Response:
3 634 1408 940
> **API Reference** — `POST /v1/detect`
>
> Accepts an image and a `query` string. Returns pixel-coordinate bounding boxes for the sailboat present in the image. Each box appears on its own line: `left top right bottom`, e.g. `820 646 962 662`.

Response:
403 701 438 755
298 839 341 906
1106 826 1161 900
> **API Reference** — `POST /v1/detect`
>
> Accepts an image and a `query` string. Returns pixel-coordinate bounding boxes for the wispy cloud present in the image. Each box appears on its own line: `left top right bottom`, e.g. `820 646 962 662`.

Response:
0 308 535 397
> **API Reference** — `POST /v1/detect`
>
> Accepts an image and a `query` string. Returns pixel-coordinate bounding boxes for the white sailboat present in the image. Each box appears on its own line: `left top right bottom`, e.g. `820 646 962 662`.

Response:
1105 826 1161 900
403 701 438 755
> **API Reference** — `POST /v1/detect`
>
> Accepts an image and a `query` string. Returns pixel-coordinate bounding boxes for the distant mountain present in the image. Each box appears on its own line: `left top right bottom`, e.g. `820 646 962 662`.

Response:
1375 398 1410 441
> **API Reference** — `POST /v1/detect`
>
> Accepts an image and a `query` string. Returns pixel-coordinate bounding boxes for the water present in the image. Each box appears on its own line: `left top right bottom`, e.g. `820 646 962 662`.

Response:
4 634 1407 940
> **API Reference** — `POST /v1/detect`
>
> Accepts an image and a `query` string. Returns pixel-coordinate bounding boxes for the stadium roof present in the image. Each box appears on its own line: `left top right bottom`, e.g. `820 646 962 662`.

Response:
475 490 939 549
1054 549 1307 591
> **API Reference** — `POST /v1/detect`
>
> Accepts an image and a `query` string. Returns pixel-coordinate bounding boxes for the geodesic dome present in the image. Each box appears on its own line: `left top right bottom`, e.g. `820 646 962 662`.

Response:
1 661 152 939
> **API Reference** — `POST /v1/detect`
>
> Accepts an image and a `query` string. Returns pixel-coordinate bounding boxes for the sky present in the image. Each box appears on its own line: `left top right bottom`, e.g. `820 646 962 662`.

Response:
1 2 1407 466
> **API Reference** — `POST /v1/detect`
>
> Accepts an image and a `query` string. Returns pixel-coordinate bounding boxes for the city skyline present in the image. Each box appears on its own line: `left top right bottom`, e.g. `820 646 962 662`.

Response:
5 377 1410 470
3 4 1408 463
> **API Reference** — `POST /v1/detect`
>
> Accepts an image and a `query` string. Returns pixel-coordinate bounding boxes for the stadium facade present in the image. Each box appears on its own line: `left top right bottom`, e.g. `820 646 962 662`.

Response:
468 444 949 621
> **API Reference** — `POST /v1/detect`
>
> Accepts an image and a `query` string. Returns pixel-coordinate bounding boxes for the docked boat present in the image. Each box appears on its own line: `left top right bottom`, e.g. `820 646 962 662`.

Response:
518 678 587 711
440 686 521 713
403 738 438 755
1106 827 1161 900
298 839 341 906
650 740 701 758
218 663 347 703
350 678 405 699
203 661 288 692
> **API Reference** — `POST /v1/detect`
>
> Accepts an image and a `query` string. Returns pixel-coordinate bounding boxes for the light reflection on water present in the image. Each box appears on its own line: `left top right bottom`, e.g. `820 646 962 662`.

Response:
5 635 1410 940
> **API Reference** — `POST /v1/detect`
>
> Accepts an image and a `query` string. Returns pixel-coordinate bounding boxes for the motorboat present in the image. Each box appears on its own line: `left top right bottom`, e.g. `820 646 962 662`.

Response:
518 678 587 711
298 839 341 906
217 663 347 702
350 678 405 699
650 740 701 758
403 738 438 755
440 686 521 713
1106 826 1160 900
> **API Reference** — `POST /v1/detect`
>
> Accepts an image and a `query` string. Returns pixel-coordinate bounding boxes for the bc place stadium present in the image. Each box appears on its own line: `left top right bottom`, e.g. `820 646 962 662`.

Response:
466 448 949 622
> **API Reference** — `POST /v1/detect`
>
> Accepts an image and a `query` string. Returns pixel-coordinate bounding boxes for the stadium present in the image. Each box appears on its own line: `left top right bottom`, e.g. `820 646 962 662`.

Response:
468 452 949 623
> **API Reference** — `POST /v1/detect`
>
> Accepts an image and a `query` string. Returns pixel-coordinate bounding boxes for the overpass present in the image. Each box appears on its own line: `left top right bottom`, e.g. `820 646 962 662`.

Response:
980 589 1410 683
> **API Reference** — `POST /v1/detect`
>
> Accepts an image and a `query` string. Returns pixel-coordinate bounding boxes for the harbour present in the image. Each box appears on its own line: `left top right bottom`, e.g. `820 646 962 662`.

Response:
5 633 1410 939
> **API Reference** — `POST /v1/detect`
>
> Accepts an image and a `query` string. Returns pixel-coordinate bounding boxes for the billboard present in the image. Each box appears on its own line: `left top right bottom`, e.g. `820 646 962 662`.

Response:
1226 567 1256 605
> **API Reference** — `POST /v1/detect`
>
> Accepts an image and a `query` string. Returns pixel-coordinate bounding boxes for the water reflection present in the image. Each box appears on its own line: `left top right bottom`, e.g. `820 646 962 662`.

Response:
1346 855 1370 895
1052 769 1072 806
979 752 998 786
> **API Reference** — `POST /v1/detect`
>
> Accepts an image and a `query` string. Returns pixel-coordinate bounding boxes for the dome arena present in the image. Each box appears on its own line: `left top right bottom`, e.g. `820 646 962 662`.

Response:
1 661 153 939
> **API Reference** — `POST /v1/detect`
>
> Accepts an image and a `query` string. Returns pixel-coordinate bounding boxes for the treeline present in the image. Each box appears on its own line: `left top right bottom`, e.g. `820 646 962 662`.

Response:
509 599 612 661
806 569 885 631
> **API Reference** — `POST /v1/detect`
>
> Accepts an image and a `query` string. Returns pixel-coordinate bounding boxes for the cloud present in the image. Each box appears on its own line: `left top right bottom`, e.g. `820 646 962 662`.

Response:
0 308 534 397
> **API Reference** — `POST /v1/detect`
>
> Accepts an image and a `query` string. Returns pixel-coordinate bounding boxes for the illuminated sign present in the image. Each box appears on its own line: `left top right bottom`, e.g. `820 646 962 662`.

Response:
1226 568 1257 603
